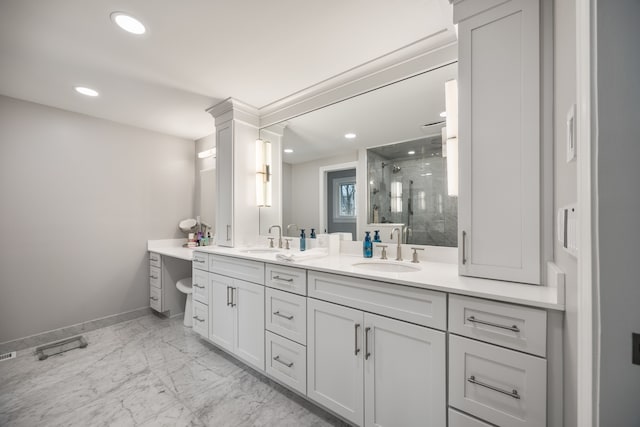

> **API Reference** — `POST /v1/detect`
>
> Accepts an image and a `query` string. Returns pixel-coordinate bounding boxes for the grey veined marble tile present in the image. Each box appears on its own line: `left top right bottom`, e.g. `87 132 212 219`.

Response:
0 314 349 427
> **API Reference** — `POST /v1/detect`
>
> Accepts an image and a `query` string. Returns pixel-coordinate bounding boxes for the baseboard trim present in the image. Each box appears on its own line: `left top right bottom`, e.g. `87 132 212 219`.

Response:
0 307 153 354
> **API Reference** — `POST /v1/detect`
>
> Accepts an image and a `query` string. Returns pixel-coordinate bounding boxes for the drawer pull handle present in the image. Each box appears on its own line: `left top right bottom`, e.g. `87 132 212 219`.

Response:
150 296 159 301
466 316 520 333
192 316 205 322
273 355 294 368
150 257 159 262
273 311 294 320
354 323 361 356
193 259 205 263
365 327 371 360
273 275 294 283
193 284 205 289
468 375 521 399
150 275 158 279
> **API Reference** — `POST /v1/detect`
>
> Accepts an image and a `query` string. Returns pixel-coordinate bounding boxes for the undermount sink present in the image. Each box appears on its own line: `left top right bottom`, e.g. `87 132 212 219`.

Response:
239 248 281 254
351 261 421 273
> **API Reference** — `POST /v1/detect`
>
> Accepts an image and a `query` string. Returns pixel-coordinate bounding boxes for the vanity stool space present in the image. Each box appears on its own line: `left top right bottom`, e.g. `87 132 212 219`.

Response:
148 251 190 316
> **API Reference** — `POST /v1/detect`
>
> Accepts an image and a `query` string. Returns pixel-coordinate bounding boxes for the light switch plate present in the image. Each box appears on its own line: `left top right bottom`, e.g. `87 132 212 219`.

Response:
567 104 577 162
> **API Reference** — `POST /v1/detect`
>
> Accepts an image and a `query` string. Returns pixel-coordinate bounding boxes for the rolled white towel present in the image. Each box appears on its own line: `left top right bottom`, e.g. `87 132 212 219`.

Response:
276 248 329 262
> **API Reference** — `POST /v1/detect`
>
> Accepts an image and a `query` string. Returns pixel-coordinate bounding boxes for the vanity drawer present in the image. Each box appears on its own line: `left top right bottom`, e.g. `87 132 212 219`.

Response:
150 286 162 312
266 263 307 295
449 294 547 357
149 252 161 268
192 251 209 271
265 331 306 395
308 271 447 330
266 288 306 345
149 266 161 289
192 300 209 338
449 335 546 427
448 409 493 427
192 268 209 305
210 254 264 285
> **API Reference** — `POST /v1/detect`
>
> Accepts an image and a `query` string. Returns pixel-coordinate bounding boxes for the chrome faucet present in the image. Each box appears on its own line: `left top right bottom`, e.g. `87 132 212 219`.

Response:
390 227 403 261
269 225 283 248
286 223 299 237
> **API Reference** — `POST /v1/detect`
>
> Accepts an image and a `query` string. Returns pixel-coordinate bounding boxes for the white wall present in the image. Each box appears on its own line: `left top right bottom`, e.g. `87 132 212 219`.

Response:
288 151 358 234
554 0 578 425
0 96 195 343
596 0 640 424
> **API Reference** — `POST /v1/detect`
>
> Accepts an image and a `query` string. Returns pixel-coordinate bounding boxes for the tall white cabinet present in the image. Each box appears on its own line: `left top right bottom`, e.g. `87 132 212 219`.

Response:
455 0 546 284
207 99 260 247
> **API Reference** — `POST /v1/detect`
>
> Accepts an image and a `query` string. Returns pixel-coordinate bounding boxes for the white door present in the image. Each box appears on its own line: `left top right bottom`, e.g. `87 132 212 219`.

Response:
208 273 234 352
307 298 364 426
233 279 265 371
363 313 446 427
215 121 233 247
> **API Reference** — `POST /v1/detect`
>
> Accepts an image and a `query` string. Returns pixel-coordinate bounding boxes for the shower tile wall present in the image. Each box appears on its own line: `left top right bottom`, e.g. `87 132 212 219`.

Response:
368 148 457 247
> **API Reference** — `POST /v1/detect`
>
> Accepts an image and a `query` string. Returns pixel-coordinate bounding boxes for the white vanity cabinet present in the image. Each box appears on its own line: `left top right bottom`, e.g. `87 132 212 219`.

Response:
208 256 265 372
455 0 545 285
307 272 447 427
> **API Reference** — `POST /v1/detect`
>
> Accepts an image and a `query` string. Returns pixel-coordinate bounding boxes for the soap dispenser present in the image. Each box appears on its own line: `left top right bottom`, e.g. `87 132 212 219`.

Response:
373 230 381 243
300 229 306 252
310 228 316 239
363 231 373 258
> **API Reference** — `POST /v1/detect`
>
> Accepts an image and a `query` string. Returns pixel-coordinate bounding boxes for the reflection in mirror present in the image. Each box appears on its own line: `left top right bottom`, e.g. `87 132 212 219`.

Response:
264 61 458 246
367 137 457 246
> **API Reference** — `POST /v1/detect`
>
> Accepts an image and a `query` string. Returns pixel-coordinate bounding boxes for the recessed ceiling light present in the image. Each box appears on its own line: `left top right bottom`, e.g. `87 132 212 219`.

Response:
111 12 146 35
408 150 416 155
74 86 99 97
284 148 294 153
344 133 357 139
439 111 447 118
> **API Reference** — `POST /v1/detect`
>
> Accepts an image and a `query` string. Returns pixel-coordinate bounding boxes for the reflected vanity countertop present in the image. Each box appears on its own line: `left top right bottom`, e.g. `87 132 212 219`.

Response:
194 246 565 311
147 239 194 261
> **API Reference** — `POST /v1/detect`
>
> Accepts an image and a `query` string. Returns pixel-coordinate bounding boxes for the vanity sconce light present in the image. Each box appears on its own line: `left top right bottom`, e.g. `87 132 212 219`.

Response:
256 139 272 207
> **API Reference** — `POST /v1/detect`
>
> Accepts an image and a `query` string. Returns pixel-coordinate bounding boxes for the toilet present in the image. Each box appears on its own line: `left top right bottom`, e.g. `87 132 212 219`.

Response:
176 277 193 327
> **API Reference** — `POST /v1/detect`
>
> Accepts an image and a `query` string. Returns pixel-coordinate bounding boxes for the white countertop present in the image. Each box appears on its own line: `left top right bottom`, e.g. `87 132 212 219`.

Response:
147 239 194 261
193 246 565 311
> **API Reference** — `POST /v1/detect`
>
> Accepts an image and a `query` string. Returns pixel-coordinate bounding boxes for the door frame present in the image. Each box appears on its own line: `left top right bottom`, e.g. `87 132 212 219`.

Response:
319 161 358 235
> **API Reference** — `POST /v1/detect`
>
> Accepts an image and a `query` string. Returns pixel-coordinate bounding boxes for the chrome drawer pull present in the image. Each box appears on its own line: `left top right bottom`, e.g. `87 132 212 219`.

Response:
468 375 521 399
193 258 205 263
149 275 158 279
273 355 294 368
193 284 205 289
192 316 204 322
273 311 294 320
150 296 159 301
273 275 294 282
354 323 361 355
226 286 232 306
150 257 159 262
466 316 520 333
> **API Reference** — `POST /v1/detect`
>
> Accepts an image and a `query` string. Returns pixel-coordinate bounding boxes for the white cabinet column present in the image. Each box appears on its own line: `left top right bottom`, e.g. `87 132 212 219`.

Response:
207 98 260 247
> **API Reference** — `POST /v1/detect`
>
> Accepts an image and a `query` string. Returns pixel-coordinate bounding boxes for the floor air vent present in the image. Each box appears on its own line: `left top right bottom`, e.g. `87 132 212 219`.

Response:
35 336 88 360
0 351 16 361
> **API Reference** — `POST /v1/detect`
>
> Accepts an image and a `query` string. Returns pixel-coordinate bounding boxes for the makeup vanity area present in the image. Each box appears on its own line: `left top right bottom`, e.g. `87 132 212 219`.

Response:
151 1 566 425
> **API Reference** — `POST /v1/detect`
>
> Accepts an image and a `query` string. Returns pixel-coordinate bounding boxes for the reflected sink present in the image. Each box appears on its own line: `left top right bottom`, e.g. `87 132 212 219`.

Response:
239 248 281 254
351 261 421 273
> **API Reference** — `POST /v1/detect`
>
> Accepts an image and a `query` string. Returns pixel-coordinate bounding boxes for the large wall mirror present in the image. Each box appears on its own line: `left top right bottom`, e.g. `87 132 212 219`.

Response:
261 61 458 246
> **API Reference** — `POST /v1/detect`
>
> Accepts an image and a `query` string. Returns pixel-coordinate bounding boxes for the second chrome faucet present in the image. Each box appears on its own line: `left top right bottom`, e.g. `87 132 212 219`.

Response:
269 225 283 248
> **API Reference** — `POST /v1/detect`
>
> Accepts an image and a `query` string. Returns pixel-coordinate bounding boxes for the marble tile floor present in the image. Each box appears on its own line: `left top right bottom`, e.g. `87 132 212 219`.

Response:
0 314 350 427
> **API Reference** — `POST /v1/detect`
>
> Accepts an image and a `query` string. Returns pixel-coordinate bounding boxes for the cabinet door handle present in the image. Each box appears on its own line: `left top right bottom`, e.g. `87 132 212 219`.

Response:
192 316 204 322
466 316 520 333
273 355 294 368
273 311 294 320
467 375 521 399
150 296 159 301
226 286 232 306
226 225 231 241
365 327 371 360
462 230 467 265
193 284 205 289
231 287 237 307
273 275 294 283
354 323 361 356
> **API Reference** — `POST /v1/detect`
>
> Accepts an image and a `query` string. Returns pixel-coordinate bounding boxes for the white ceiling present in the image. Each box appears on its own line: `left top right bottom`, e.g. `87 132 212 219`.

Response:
0 0 454 140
